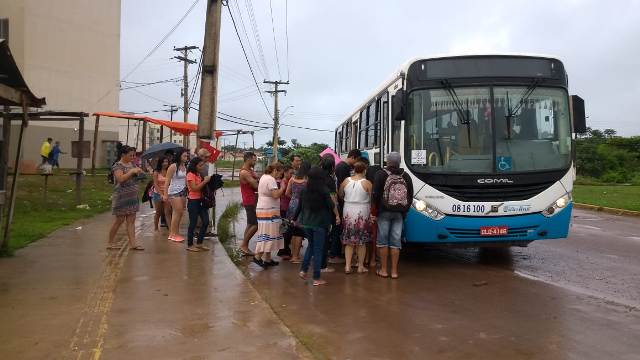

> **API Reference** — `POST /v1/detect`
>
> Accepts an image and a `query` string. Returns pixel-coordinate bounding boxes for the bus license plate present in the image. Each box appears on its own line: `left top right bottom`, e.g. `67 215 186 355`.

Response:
480 226 508 236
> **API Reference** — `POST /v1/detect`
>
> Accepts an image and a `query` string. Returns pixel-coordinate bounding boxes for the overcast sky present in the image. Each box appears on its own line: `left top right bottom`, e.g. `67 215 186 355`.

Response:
120 0 640 147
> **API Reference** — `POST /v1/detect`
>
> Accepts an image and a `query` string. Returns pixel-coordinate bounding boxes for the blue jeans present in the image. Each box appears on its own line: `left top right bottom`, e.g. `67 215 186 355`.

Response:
187 199 209 247
377 212 403 249
301 226 326 280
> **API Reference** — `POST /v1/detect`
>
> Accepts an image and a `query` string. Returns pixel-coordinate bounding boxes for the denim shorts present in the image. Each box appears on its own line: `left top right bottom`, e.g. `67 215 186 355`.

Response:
376 211 404 249
152 192 162 202
168 188 187 199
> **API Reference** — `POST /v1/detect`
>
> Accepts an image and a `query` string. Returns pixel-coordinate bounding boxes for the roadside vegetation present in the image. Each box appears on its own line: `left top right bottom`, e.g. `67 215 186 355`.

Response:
216 202 242 264
572 129 640 211
1 174 113 255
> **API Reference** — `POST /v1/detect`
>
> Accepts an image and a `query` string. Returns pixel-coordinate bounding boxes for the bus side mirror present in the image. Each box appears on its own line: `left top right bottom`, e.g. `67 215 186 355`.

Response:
392 90 405 121
570 95 586 134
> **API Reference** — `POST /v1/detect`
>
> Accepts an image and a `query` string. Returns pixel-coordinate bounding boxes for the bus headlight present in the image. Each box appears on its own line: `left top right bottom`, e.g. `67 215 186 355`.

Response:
413 199 445 220
542 193 572 217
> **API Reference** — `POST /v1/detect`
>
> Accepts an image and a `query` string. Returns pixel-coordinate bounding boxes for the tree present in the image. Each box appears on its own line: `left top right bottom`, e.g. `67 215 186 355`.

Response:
265 139 287 147
589 128 604 139
291 138 300 148
603 128 617 138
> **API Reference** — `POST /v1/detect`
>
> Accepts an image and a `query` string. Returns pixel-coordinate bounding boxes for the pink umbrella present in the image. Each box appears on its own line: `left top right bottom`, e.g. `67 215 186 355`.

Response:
319 147 342 165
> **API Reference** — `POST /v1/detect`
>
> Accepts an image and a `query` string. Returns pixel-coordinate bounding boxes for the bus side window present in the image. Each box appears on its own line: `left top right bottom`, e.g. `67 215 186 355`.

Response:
382 93 389 154
359 110 366 148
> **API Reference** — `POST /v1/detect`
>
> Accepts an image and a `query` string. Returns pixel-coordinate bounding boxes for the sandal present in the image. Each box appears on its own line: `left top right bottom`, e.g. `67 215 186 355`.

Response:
239 248 255 257
106 245 122 250
391 274 399 279
357 268 369 274
130 245 145 251
344 267 352 274
290 258 302 264
264 260 279 266
196 244 210 251
298 271 308 280
186 247 201 252
376 270 389 278
313 279 327 286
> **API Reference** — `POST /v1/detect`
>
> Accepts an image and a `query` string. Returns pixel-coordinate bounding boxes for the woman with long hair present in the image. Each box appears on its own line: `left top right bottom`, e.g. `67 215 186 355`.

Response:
338 161 373 274
164 148 189 242
185 157 212 252
152 157 172 231
285 161 311 263
296 166 340 286
108 143 144 250
253 162 286 267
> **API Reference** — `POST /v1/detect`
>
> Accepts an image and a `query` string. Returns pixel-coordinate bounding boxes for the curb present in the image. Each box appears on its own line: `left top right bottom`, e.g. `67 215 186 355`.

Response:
574 203 640 217
216 203 315 360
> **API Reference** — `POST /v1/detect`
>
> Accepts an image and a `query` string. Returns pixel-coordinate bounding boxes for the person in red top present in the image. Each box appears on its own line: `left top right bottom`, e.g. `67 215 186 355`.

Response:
239 152 259 256
277 165 294 259
185 157 211 252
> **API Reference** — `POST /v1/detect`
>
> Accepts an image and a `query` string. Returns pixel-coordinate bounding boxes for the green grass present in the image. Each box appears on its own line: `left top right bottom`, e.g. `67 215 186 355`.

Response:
215 160 241 169
216 202 242 263
573 185 640 211
224 179 240 188
1 174 114 255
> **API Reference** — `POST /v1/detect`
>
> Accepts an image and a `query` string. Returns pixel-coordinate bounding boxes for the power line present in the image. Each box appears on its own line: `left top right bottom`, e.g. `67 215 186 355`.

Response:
231 0 265 80
119 78 181 91
285 0 290 81
188 50 204 109
245 0 270 79
225 2 272 119
131 88 175 105
121 0 201 81
269 0 282 80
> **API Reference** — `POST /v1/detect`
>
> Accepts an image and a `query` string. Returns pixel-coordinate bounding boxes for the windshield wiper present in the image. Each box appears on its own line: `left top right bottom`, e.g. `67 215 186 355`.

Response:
504 78 541 139
441 79 471 147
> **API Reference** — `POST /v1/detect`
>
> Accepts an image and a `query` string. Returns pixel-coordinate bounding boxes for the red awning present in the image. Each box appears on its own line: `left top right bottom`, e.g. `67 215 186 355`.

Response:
146 117 197 136
93 111 197 135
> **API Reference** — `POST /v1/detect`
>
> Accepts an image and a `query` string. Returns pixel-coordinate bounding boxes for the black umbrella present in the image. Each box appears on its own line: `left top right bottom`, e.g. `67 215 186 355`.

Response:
141 142 184 162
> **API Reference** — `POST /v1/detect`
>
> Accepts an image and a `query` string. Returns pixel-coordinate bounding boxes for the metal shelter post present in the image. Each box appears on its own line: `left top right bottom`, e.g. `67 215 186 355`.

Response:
1 98 28 252
75 117 85 205
91 114 100 175
231 130 240 181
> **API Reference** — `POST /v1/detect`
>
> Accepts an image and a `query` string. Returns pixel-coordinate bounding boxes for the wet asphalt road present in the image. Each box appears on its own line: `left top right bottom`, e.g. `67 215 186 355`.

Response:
239 208 640 359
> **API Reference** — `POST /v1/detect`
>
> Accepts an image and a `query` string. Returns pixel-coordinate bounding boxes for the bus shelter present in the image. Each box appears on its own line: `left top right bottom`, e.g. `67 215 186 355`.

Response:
0 39 46 252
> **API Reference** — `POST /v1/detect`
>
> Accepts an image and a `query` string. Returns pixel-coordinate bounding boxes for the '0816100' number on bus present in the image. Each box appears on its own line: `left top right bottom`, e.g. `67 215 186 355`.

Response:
451 204 486 213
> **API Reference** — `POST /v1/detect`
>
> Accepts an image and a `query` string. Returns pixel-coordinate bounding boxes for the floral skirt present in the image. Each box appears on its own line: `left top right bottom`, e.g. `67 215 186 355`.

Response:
255 206 284 253
341 202 371 246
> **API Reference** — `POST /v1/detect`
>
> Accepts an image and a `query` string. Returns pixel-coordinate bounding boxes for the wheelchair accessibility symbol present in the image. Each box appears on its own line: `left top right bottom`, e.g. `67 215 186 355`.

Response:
497 156 512 172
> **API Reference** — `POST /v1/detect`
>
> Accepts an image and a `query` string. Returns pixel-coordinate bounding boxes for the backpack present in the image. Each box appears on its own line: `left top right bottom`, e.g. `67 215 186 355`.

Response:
201 174 223 209
382 169 409 212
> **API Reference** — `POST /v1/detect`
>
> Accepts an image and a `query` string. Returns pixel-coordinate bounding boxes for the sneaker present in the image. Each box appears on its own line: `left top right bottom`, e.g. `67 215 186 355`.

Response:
328 257 345 264
264 260 279 266
320 267 335 273
313 279 328 286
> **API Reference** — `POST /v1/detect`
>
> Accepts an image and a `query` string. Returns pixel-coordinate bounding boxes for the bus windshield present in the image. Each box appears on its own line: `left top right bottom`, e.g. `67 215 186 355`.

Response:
406 86 572 174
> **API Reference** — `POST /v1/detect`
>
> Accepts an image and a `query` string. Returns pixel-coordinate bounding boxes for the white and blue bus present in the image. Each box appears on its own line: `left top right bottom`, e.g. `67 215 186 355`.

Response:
335 54 586 247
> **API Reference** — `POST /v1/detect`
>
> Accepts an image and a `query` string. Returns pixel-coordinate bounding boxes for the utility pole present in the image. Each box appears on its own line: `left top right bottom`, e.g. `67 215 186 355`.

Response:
174 45 198 148
198 0 223 140
164 105 178 143
264 80 288 162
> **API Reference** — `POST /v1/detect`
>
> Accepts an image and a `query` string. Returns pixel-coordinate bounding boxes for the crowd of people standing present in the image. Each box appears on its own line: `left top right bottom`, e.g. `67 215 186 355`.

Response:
239 148 414 286
107 143 218 253
106 141 414 287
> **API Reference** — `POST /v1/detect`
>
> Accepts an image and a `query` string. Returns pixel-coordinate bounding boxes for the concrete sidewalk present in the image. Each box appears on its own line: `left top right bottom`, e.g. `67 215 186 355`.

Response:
0 187 310 359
